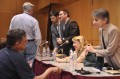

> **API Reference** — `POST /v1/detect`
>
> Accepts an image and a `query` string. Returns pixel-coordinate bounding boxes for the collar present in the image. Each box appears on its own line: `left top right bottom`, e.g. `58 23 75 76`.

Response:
101 23 110 31
23 11 30 15
65 18 70 24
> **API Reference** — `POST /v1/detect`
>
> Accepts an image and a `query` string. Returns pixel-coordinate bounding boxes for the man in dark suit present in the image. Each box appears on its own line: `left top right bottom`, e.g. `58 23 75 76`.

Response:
50 10 61 53
57 10 80 56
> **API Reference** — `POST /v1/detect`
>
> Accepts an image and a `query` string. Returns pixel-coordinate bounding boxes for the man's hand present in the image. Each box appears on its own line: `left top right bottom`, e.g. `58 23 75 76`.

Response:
34 67 61 79
55 57 62 63
28 60 33 68
56 38 62 44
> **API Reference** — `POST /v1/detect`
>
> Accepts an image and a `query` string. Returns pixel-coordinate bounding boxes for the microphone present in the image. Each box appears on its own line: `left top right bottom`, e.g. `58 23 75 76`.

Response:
57 40 69 52
57 40 69 54
60 40 69 47
39 41 49 47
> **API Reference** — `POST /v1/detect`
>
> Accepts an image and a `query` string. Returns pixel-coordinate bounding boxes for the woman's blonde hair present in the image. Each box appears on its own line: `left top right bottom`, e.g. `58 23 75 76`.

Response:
72 35 88 50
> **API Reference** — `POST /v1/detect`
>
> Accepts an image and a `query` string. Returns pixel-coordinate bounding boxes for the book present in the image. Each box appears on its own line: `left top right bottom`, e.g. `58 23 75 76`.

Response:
104 70 120 75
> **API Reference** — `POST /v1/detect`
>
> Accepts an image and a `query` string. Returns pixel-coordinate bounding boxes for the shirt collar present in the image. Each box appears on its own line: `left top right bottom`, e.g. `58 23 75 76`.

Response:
23 11 29 15
65 18 70 24
102 23 110 32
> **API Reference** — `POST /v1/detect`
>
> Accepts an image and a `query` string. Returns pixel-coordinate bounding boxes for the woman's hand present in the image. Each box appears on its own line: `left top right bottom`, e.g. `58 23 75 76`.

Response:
56 57 62 63
84 44 91 49
56 57 67 63
85 45 96 53
56 57 60 62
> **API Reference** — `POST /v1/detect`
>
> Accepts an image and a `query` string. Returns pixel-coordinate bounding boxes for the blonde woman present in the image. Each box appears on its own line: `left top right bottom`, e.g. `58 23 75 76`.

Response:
56 35 88 63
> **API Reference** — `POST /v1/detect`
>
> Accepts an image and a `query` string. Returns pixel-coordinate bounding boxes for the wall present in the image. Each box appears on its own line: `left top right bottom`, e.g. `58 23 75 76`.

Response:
0 0 16 38
0 0 37 38
37 0 94 44
37 0 119 45
0 0 119 46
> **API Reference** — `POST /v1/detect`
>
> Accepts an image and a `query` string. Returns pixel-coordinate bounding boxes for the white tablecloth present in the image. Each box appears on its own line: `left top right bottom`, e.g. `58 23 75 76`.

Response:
36 56 120 77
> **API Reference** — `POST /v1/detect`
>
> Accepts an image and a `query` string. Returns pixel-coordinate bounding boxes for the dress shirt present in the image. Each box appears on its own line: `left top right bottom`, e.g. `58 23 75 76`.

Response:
10 13 42 46
62 18 70 38
56 24 61 38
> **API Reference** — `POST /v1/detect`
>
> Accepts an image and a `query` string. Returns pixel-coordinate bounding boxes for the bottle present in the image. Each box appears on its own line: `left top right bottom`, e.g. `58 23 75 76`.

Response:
46 45 50 57
74 51 77 70
52 52 56 61
69 49 74 72
42 45 46 57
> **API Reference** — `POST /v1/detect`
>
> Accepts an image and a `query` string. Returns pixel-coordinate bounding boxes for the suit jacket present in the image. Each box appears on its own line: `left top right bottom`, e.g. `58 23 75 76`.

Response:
60 19 80 56
96 23 120 68
51 24 60 48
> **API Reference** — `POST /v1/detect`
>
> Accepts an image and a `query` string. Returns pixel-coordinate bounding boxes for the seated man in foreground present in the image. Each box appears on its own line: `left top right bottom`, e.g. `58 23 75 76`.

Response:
0 28 61 79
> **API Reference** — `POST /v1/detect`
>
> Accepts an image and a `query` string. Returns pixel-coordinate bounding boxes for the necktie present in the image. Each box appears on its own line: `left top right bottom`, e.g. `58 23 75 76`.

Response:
63 24 65 36
58 26 61 38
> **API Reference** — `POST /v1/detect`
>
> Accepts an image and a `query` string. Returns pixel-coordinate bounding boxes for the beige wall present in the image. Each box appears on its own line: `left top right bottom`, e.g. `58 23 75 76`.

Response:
0 0 37 38
0 0 120 46
0 0 16 38
37 0 120 45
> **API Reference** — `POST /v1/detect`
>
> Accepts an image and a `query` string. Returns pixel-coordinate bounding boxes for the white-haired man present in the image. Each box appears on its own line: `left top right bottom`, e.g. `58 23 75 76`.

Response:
9 2 42 66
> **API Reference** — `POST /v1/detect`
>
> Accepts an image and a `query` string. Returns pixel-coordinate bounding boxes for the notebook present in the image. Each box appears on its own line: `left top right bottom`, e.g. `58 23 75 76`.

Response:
104 70 120 75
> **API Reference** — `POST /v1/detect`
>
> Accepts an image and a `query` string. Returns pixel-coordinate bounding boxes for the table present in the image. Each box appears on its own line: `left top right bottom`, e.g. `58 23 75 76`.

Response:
33 59 120 79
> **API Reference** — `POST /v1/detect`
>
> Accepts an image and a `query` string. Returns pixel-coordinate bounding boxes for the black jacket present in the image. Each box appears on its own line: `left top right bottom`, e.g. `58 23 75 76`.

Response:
60 19 80 56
